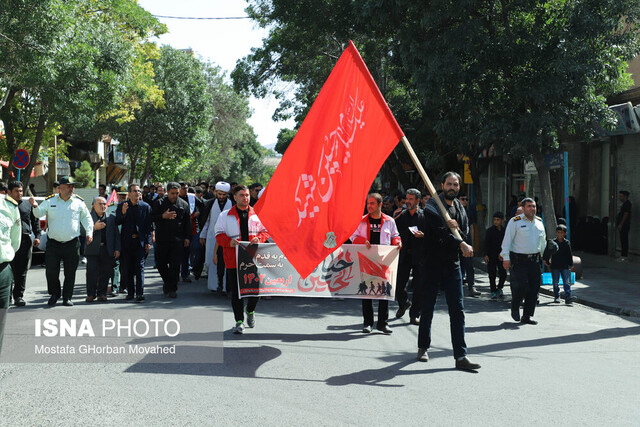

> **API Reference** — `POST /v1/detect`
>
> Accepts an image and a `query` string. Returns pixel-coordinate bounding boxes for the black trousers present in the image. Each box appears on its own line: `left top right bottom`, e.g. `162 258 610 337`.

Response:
217 246 225 288
487 256 507 291
460 255 475 287
362 299 389 328
86 246 114 297
226 268 259 323
510 258 542 318
620 225 630 257
396 257 425 318
120 243 146 296
156 241 183 293
10 234 32 299
45 238 80 300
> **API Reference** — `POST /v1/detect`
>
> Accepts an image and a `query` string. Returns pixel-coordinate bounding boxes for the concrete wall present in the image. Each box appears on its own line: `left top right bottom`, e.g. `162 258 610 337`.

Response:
616 134 640 255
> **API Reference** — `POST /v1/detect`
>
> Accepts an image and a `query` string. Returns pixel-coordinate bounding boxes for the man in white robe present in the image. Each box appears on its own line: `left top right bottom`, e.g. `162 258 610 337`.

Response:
200 182 232 292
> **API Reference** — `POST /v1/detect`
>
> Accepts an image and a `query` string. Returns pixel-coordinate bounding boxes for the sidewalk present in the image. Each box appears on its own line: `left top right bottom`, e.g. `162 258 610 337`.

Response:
475 251 640 318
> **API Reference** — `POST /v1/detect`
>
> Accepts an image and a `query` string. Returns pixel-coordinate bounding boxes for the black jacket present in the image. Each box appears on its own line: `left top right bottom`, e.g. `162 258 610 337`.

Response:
550 238 573 270
484 225 505 259
395 207 426 264
151 196 192 242
423 195 467 268
16 199 41 239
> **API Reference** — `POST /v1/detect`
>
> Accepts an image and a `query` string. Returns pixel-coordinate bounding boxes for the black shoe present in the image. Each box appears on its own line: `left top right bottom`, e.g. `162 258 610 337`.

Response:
182 277 192 283
409 317 420 326
511 307 521 322
14 297 26 307
395 301 411 318
520 316 538 325
48 294 60 307
119 288 128 294
468 287 481 297
62 299 73 307
168 292 177 298
456 356 481 370
107 292 118 297
125 295 135 301
417 348 429 362
136 295 145 302
376 325 393 334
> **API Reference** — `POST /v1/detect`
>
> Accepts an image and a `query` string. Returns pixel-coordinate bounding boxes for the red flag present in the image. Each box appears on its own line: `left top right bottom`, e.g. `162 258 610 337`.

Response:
255 41 404 278
105 189 117 206
358 252 391 281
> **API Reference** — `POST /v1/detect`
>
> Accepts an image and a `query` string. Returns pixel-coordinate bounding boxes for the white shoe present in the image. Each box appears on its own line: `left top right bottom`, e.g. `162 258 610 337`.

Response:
617 257 628 262
246 311 255 328
81 257 87 265
232 322 244 334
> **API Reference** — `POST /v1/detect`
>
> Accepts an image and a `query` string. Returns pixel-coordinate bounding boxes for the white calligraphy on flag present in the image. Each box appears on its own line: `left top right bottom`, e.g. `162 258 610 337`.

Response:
294 89 365 226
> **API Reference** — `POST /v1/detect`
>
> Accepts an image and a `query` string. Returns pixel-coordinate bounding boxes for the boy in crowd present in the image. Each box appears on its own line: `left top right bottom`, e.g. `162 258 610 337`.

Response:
484 212 507 299
545 225 576 305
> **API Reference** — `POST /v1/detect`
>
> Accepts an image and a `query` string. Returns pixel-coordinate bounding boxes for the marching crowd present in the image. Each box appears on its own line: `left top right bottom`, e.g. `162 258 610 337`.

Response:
0 171 591 370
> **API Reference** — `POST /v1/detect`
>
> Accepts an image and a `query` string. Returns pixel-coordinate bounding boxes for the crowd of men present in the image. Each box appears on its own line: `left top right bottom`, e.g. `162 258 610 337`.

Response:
0 172 632 370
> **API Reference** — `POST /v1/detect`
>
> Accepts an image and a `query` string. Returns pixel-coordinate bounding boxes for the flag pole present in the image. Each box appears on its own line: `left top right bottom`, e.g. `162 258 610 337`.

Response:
400 136 462 240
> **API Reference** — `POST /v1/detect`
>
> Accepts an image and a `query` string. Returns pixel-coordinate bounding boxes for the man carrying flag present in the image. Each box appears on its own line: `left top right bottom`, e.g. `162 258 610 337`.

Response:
350 193 401 334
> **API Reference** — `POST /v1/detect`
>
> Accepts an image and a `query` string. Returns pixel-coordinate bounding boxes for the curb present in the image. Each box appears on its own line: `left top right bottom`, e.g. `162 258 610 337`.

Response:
472 258 640 319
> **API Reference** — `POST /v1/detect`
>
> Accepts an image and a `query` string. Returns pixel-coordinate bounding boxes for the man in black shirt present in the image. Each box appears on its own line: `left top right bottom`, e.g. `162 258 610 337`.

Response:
7 181 41 306
616 190 632 261
394 188 426 324
152 182 192 298
484 211 507 299
417 172 480 370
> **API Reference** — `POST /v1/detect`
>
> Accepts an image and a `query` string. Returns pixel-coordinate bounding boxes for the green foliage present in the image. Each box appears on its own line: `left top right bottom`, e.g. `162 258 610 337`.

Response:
73 160 95 188
274 128 296 154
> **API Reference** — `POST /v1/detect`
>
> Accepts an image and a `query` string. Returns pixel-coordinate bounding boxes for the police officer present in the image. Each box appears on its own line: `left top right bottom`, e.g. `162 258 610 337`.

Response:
501 197 546 324
30 176 94 307
152 182 191 298
0 193 21 353
8 181 41 306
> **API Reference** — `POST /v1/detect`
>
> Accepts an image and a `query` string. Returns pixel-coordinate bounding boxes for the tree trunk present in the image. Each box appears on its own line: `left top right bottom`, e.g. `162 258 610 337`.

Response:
21 112 47 189
532 152 557 238
142 143 153 184
469 157 487 255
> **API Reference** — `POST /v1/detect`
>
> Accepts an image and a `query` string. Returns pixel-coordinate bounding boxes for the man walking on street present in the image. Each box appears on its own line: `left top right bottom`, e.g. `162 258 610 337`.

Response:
86 197 120 302
8 181 41 307
215 185 269 334
459 193 480 297
200 182 232 293
394 188 426 325
152 182 191 298
350 193 402 334
30 177 93 307
501 197 546 325
616 190 632 262
417 172 480 370
484 211 507 299
116 184 152 302
0 192 21 353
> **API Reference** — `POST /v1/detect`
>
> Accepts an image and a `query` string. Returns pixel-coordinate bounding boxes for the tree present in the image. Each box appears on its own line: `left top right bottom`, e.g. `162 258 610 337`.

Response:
73 161 95 188
0 0 166 187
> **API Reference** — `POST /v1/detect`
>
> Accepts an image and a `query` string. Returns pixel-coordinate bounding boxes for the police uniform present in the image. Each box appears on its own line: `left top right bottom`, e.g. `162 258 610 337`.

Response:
500 212 546 323
32 191 94 305
0 195 21 354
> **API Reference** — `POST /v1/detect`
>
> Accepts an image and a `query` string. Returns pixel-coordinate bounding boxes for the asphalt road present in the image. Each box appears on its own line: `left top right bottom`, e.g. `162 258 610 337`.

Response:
0 263 639 426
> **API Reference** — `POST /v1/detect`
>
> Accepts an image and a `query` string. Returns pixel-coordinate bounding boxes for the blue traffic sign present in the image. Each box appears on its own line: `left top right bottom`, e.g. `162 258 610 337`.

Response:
12 149 30 169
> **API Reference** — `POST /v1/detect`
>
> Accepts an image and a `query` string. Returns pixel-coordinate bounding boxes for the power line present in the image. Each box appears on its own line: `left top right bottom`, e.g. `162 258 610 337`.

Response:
152 14 251 20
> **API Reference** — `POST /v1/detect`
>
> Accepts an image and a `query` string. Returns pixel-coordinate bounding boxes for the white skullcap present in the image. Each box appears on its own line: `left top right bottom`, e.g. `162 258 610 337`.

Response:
258 187 265 199
215 181 231 192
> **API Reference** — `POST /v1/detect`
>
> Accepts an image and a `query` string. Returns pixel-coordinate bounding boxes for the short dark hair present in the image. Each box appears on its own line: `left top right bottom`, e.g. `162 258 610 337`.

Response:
53 181 60 188
521 197 535 206
167 182 180 191
620 190 630 197
232 184 249 195
187 187 195 194
98 184 106 190
493 211 504 219
8 181 23 191
367 193 383 204
179 181 187 187
406 188 421 199
128 183 140 192
143 185 149 190
556 225 567 232
195 187 203 194
441 171 461 184
249 182 263 190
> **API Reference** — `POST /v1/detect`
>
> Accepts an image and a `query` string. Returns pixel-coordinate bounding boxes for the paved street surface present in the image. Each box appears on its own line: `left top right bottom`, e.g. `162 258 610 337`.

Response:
1 260 639 426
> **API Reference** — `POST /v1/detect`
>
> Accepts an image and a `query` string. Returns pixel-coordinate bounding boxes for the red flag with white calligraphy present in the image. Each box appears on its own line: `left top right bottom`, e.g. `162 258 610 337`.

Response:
255 41 404 278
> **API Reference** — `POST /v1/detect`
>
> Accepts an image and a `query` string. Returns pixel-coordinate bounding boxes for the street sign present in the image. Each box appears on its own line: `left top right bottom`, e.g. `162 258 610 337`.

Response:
12 149 30 170
544 152 564 170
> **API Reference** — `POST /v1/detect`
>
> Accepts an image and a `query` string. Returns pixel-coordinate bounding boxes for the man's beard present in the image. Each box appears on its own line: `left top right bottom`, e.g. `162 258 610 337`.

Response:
444 190 458 200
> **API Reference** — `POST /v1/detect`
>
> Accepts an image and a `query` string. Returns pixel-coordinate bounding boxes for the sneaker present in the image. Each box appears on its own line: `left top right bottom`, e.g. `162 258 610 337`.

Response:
553 297 561 303
468 287 481 297
62 299 73 307
376 325 393 334
246 311 255 328
81 257 87 265
498 289 504 299
491 292 498 300
409 317 420 326
417 348 429 362
362 325 372 333
617 257 628 263
233 322 244 334
136 295 145 302
455 356 481 370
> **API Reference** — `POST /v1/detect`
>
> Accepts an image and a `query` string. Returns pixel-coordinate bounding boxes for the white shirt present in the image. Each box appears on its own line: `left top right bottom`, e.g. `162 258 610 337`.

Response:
500 213 546 261
32 194 93 242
